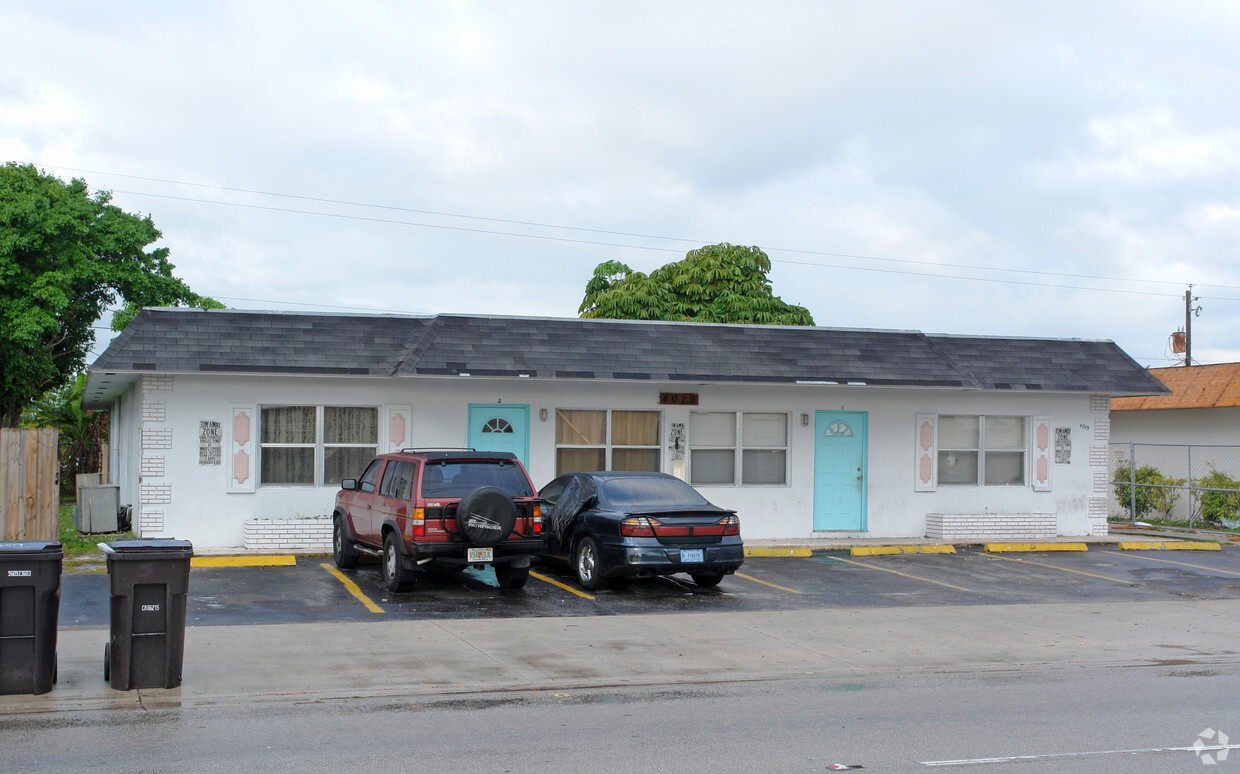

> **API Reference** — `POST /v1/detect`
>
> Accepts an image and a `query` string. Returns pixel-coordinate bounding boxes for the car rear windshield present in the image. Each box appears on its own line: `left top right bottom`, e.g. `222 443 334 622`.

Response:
421 461 534 499
600 477 712 510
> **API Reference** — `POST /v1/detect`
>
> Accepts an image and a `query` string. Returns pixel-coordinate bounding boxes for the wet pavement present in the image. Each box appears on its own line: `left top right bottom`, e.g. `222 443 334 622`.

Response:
55 544 1240 627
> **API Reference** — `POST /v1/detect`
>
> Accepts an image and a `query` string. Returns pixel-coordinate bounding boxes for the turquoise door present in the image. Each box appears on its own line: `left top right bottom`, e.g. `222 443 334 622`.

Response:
813 411 867 531
467 404 530 467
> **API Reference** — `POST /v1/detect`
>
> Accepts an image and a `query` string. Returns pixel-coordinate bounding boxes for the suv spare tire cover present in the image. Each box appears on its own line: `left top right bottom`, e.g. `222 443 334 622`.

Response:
456 486 519 546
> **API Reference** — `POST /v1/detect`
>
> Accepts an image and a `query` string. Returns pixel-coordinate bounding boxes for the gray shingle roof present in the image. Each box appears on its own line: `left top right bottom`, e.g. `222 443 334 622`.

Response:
84 308 1168 406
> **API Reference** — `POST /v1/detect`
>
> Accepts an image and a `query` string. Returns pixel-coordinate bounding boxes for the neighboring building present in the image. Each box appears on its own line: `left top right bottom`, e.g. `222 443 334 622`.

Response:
1110 363 1240 519
83 309 1166 549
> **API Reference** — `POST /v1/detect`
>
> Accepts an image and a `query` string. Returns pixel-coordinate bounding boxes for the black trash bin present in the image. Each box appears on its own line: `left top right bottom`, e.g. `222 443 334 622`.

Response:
102 539 193 690
0 541 62 695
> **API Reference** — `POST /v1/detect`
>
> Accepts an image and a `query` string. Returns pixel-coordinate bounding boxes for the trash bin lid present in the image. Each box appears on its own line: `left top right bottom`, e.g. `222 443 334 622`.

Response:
0 541 62 553
102 538 193 555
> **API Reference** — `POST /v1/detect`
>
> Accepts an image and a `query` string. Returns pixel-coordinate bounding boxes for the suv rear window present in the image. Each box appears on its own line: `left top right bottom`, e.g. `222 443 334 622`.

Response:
421 461 535 499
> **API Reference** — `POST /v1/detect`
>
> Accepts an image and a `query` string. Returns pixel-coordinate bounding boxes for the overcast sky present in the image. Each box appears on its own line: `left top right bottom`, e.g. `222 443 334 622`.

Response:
4 1 1239 368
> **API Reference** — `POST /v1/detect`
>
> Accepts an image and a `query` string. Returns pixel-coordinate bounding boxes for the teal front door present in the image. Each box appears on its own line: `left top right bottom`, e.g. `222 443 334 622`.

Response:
813 411 867 531
467 404 530 467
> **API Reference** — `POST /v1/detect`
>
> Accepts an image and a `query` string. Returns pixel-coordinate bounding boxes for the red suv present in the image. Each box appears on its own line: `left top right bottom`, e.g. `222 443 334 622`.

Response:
332 450 543 591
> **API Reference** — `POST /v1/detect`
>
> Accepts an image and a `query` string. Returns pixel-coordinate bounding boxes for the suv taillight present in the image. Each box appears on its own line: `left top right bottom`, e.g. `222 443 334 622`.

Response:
531 504 542 534
411 507 425 537
619 517 656 537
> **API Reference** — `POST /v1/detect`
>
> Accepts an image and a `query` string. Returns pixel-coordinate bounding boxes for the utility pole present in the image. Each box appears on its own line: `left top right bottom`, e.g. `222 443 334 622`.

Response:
1184 285 1201 366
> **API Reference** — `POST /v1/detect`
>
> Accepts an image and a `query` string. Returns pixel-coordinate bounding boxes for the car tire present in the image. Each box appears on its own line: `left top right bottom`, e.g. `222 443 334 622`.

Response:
456 487 519 546
494 562 530 590
333 516 359 570
574 536 607 591
690 571 725 588
382 531 416 593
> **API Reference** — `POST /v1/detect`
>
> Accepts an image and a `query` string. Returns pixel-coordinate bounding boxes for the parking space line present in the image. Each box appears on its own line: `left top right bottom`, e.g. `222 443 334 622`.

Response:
734 572 804 594
1101 550 1240 577
823 555 974 593
983 554 1131 584
529 570 596 600
320 563 385 613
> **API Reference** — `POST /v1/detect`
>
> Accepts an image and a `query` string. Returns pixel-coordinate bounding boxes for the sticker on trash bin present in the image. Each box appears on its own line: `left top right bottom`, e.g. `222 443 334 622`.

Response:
141 604 161 612
7 570 31 577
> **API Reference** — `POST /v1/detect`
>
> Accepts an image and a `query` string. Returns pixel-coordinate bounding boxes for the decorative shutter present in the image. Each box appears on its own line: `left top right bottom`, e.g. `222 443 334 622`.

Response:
384 405 412 453
1032 415 1052 491
227 404 257 493
915 413 937 492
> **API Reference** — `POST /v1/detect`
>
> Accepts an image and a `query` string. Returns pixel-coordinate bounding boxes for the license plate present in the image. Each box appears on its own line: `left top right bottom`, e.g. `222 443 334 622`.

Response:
467 547 493 562
680 549 704 563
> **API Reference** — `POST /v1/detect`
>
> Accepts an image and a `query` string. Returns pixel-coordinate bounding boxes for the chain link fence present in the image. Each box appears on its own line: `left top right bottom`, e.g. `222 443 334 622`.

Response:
1109 442 1240 528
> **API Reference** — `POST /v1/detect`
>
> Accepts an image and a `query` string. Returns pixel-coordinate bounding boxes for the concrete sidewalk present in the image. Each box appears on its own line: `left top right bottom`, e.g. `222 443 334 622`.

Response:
4 598 1238 715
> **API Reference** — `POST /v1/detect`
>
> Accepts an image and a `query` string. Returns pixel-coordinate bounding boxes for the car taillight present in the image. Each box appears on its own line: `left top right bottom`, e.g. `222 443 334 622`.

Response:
619 517 656 537
720 514 740 536
531 504 542 534
411 507 425 537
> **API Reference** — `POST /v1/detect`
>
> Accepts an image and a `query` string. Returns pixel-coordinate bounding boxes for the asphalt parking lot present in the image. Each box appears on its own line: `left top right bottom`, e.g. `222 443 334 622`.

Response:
57 544 1240 627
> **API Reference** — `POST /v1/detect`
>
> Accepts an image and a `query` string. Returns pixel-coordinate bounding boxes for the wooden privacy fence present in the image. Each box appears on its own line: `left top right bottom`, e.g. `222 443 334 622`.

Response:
1 428 60 542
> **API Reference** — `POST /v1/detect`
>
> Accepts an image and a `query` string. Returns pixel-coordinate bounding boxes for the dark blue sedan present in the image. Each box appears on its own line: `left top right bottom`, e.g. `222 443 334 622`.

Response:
538 471 744 590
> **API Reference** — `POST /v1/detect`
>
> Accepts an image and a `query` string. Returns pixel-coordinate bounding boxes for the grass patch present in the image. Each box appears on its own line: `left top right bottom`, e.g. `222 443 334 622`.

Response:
58 500 134 557
1109 515 1240 534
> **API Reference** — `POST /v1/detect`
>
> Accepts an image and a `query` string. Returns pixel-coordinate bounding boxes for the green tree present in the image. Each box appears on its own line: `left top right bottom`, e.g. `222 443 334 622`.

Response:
23 373 108 495
0 163 214 426
579 243 814 326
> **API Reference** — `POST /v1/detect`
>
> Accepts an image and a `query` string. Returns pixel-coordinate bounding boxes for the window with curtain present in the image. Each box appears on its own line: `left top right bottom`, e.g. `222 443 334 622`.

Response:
937 415 1026 486
689 411 788 486
260 406 378 486
555 409 660 475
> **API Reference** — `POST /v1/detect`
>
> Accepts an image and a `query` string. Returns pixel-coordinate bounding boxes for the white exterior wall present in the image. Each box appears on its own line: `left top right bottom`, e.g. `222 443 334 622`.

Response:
1109 406 1240 520
1111 406 1240 446
107 372 1107 548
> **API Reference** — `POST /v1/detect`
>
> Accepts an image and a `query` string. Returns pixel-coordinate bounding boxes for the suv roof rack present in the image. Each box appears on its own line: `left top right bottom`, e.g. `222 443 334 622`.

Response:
400 447 475 453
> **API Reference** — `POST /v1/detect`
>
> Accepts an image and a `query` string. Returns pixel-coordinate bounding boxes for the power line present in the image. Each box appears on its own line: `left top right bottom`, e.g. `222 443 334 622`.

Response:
32 162 1240 300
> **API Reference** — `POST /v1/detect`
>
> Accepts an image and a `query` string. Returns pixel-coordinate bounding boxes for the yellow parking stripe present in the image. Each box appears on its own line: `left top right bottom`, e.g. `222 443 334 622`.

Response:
192 555 297 567
734 572 804 594
851 545 956 556
984 554 1130 584
1102 550 1240 577
321 563 385 613
530 570 595 600
823 555 974 593
1116 541 1220 551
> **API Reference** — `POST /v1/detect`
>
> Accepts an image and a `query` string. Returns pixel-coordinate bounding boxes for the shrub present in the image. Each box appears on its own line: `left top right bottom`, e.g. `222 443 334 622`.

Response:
1112 464 1163 520
1193 469 1240 527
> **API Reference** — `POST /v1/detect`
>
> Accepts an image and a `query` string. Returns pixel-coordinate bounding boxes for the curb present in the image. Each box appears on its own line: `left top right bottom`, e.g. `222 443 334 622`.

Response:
984 543 1089 553
1116 541 1221 551
191 555 298 568
744 547 813 558
850 545 956 556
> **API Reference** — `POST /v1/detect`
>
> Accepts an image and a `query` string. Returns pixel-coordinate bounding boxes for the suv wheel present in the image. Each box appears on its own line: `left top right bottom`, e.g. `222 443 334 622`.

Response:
382 532 416 592
333 516 359 570
456 487 518 546
574 536 607 591
494 562 530 590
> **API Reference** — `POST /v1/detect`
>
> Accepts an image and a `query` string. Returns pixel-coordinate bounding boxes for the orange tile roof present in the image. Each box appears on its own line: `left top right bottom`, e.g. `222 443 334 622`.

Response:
1111 363 1240 411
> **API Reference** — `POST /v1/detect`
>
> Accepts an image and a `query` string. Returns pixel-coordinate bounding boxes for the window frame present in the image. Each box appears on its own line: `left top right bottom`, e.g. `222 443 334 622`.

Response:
689 411 790 487
936 414 1028 488
554 408 662 476
258 405 379 487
